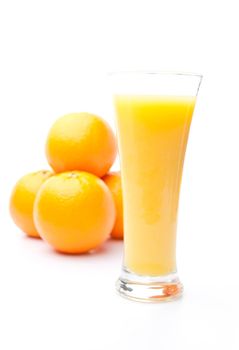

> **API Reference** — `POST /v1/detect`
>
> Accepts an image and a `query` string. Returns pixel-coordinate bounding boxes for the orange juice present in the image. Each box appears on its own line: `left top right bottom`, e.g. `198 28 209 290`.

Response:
114 95 195 276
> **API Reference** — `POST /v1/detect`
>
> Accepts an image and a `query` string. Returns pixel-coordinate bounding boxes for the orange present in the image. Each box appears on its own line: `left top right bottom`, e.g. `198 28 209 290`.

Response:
34 171 116 254
103 172 123 239
45 113 117 177
9 170 53 238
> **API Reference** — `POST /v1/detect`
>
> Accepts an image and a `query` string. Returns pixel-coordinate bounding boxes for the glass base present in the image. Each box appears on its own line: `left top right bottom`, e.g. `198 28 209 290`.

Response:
116 268 183 303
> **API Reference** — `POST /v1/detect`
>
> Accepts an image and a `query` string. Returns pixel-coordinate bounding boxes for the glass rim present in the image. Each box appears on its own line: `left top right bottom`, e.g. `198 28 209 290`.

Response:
108 70 203 79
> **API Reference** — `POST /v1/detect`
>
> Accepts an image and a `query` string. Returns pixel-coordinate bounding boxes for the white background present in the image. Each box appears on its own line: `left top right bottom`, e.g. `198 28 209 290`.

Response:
0 1 239 349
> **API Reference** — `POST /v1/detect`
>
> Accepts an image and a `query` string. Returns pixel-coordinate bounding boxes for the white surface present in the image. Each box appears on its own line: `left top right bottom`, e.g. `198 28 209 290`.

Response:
1 1 239 349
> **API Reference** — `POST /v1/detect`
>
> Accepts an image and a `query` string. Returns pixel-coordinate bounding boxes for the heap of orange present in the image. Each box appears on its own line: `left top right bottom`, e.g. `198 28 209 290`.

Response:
10 112 123 254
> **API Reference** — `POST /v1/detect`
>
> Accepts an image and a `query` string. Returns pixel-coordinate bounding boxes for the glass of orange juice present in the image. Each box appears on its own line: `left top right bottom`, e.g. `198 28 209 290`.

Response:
110 72 202 302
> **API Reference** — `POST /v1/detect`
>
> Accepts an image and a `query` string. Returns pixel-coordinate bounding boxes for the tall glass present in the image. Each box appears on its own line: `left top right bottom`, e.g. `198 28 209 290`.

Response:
110 72 202 302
